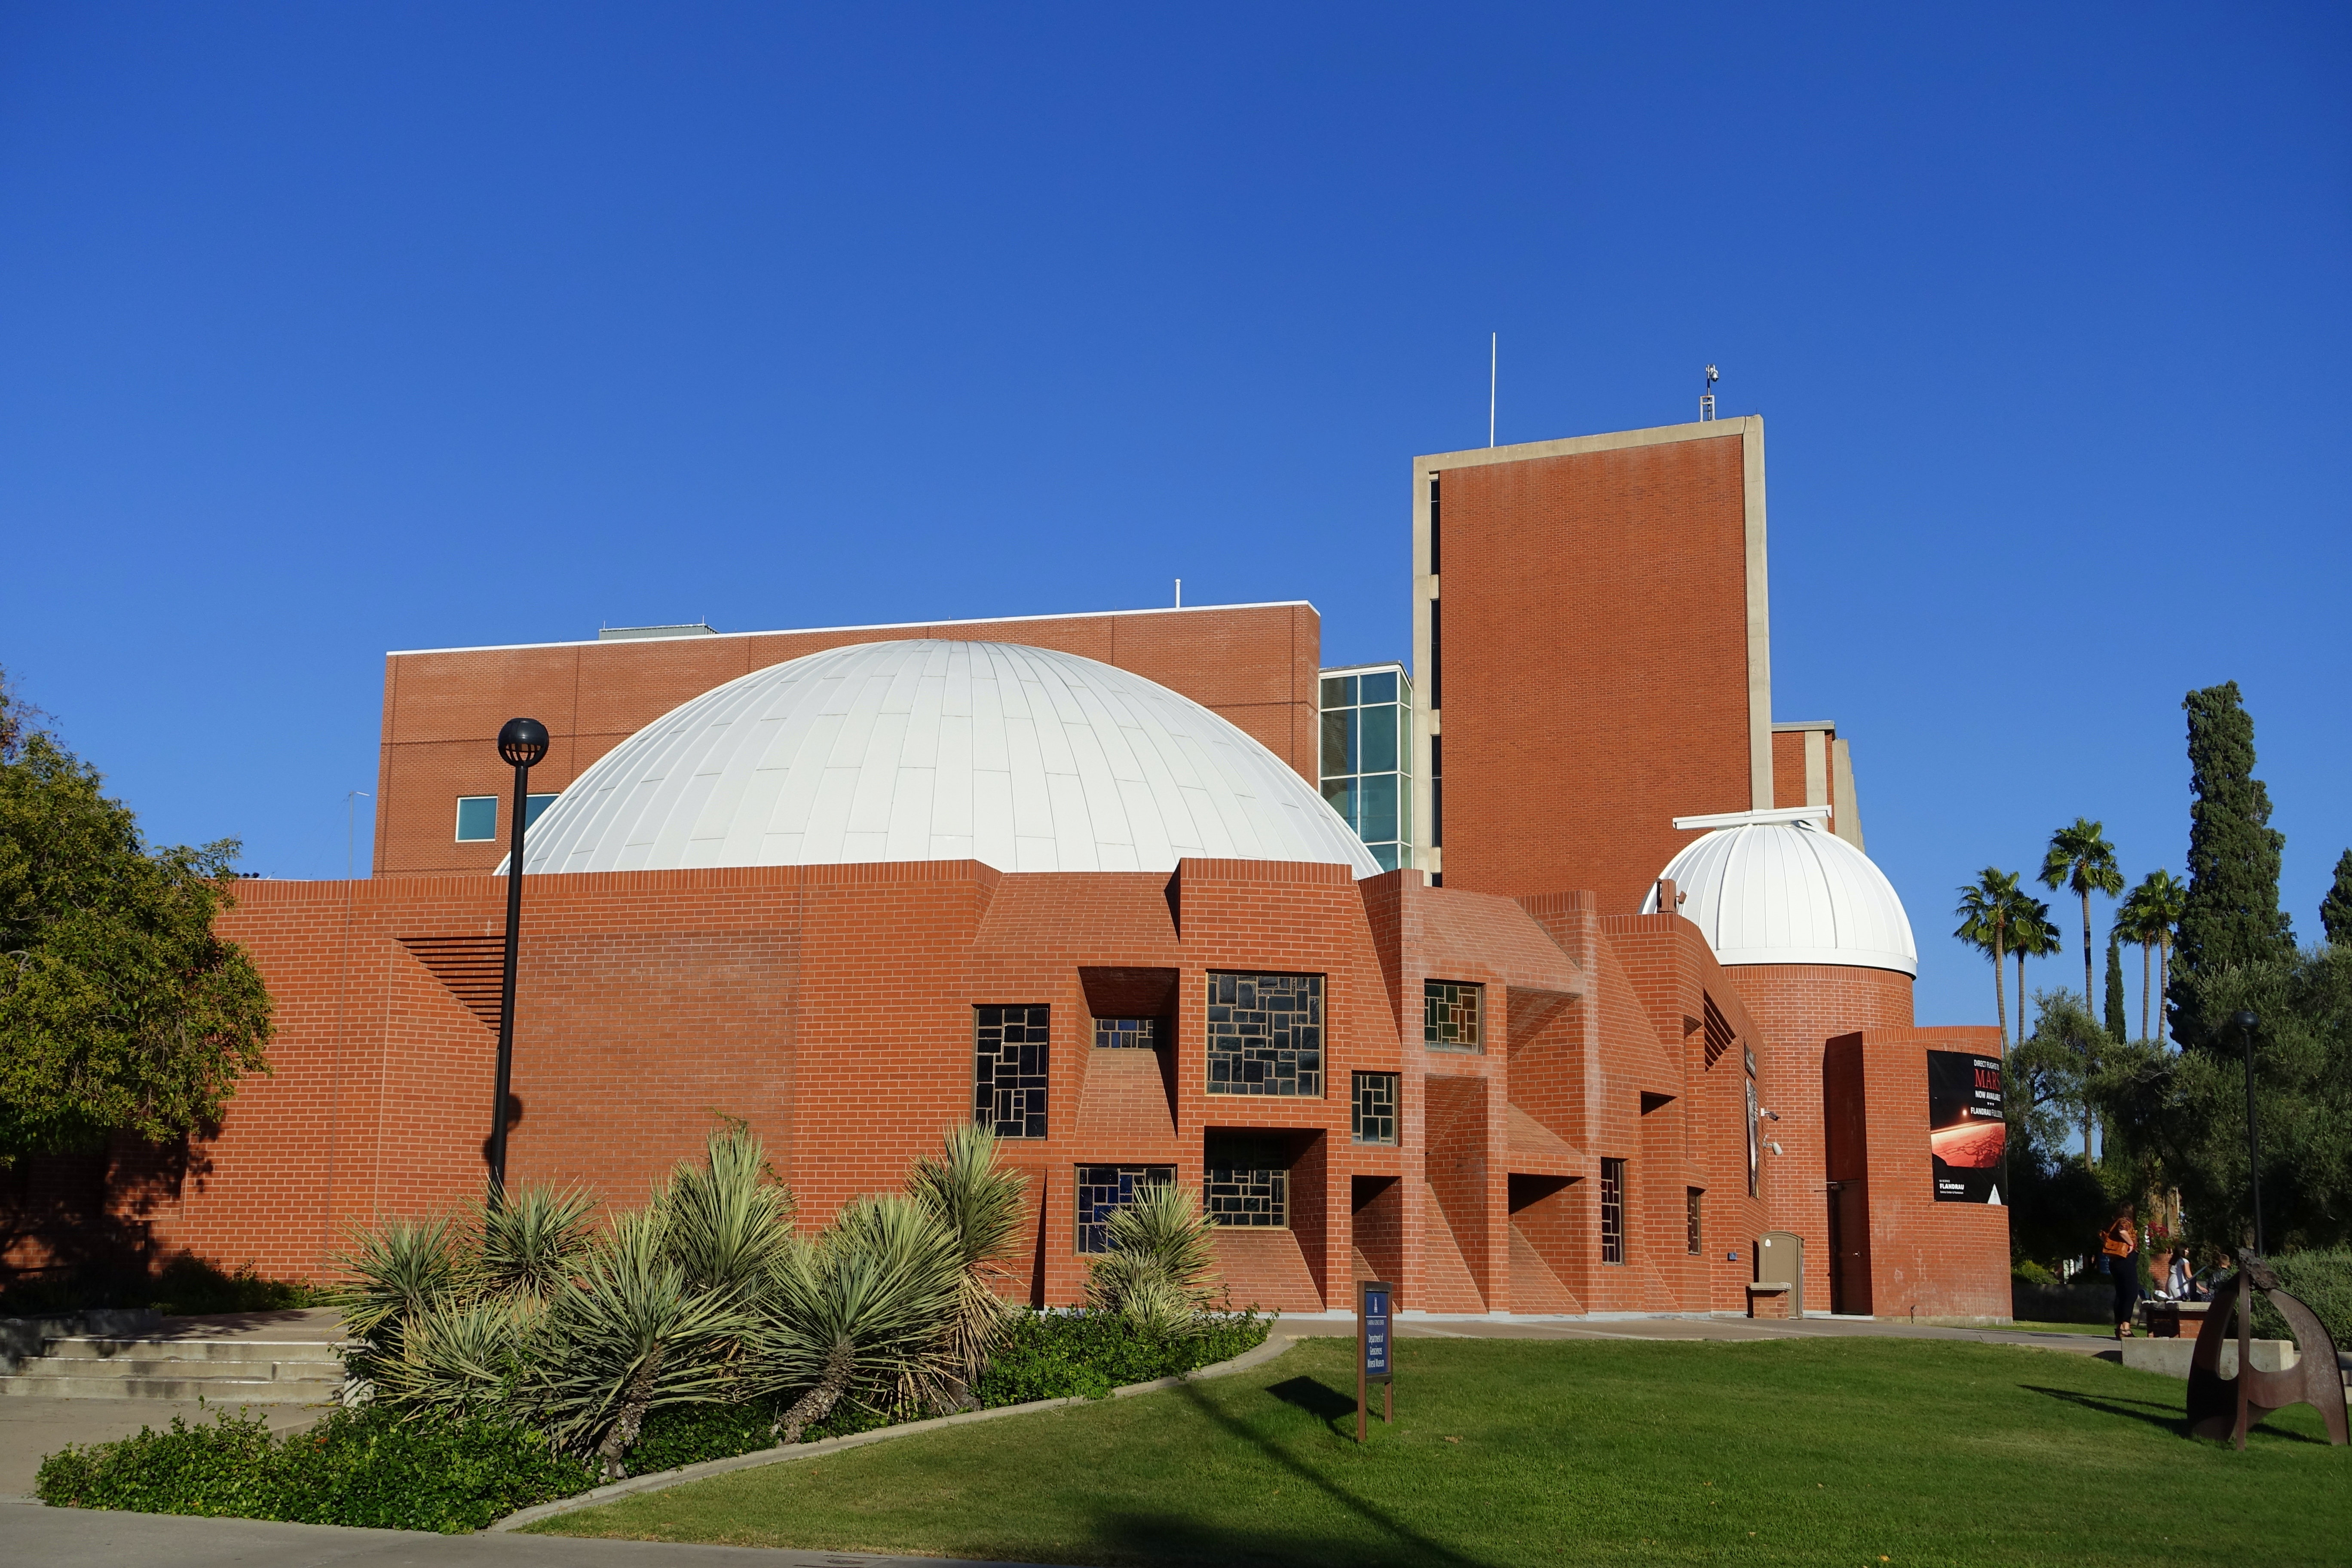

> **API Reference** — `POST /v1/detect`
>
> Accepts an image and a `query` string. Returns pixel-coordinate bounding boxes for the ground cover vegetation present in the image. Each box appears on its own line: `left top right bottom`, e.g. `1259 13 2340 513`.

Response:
37 1124 1266 1529
0 668 272 1164
1957 682 2352 1316
538 1334 2347 1568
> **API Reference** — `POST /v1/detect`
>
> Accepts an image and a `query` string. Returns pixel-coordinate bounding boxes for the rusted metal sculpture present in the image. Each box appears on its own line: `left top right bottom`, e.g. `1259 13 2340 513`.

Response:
2187 1250 2347 1449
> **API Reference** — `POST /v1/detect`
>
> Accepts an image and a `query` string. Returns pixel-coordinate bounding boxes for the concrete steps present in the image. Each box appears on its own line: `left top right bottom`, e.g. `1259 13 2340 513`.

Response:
0 1334 346 1403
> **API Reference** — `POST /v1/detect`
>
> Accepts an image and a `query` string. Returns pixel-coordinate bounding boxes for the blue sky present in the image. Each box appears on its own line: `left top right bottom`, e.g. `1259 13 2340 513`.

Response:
3 3 2346 1031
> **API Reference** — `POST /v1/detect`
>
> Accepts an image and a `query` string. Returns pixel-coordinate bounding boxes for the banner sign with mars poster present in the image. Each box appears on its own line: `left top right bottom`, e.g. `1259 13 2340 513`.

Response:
1927 1051 2006 1204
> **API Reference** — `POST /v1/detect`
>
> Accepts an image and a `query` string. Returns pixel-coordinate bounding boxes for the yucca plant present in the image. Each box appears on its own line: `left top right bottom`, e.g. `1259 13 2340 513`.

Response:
369 1293 533 1421
654 1124 796 1301
331 1213 464 1383
472 1183 597 1303
750 1194 963 1442
1084 1182 1218 1336
904 1123 1027 1395
524 1210 753 1478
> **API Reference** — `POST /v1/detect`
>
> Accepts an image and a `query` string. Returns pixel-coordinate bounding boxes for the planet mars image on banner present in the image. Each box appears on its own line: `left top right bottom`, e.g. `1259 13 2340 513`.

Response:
1927 1051 2006 1204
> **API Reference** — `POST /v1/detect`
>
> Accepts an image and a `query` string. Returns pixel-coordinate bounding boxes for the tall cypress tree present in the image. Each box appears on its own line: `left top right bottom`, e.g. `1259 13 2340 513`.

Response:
2104 934 2127 1042
2322 848 2352 947
2170 681 2295 1040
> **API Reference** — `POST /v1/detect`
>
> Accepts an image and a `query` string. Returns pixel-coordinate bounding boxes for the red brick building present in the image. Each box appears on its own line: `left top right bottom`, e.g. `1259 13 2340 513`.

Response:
8 420 2008 1322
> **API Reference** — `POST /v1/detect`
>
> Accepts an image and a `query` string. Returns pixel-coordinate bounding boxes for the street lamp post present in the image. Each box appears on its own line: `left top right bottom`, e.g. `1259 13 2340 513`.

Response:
2234 1009 2264 1256
487 717 549 1200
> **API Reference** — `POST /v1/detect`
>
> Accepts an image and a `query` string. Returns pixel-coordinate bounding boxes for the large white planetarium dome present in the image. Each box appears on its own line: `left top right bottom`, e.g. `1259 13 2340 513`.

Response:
513 639 1382 879
1640 808 1917 976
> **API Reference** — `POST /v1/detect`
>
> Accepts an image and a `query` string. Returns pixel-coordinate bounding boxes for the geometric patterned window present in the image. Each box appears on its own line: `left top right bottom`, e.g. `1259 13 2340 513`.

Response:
974 1005 1049 1139
1686 1187 1703 1256
1204 1134 1289 1228
1093 1016 1159 1050
1205 973 1322 1096
1075 1164 1173 1254
1600 1157 1626 1265
1351 1072 1400 1145
1423 980 1482 1052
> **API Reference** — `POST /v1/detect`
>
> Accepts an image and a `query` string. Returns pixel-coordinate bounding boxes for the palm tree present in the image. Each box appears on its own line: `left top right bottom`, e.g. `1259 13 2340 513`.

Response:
2040 819 2125 1012
2115 879 2157 1041
2008 895 2063 1047
1954 868 2022 1044
2134 869 2187 1042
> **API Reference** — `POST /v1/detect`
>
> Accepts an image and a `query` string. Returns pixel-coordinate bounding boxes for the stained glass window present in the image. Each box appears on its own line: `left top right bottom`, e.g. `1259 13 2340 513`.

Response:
1205 973 1321 1096
1601 1157 1626 1265
1352 1072 1400 1145
1424 980 1482 1052
974 1005 1049 1139
1093 1017 1158 1049
1075 1164 1173 1254
1205 1136 1288 1228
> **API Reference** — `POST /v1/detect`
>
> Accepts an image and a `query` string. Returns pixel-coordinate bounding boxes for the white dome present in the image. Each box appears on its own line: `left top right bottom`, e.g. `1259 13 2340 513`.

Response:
514 639 1382 879
1641 814 1917 975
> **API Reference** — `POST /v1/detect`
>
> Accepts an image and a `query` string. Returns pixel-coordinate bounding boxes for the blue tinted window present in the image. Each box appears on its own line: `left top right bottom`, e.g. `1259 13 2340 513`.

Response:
1359 671 1396 705
1320 677 1348 709
1360 773 1398 843
1320 708 1357 776
524 793 559 827
1369 842 1401 872
1359 704 1398 773
454 796 497 842
1321 777 1357 831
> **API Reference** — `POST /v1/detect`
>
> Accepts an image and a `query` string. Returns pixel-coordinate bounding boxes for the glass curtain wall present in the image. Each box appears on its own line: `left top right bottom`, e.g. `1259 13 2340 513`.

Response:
1319 663 1414 871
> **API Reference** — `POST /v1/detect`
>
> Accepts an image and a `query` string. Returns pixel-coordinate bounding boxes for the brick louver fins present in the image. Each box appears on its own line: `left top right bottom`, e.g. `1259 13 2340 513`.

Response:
398 936 507 1030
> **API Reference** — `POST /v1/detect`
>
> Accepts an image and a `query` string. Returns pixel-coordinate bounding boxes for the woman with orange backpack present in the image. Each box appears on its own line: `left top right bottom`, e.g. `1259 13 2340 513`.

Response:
2101 1203 2140 1339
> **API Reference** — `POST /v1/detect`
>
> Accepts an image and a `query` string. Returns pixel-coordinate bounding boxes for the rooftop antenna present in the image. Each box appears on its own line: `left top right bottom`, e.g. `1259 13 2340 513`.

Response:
1488 333 1498 447
1174 578 1182 609
1700 364 1718 422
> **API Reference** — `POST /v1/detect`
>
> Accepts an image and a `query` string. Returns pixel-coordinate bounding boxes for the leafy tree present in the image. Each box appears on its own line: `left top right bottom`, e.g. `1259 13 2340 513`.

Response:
1955 869 2022 1044
2107 946 2352 1255
2322 849 2352 948
0 672 272 1161
2003 990 2113 1265
2104 934 2128 1044
2008 894 2063 1052
2171 682 2294 1043
2041 818 2124 1017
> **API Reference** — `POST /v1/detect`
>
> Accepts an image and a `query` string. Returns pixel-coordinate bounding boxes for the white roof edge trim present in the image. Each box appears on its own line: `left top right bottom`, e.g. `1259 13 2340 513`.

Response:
389 601 1321 658
1770 720 1838 732
1671 805 1832 831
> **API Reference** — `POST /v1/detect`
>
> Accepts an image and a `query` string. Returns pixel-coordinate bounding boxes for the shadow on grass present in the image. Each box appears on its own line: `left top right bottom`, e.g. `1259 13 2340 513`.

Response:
1167 1378 1497 1568
1266 1376 1360 1431
2018 1382 2334 1446
1087 1510 1484 1568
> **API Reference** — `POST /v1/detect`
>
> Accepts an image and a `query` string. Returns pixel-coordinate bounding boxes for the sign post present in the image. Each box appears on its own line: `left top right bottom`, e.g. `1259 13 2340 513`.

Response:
1357 1279 1393 1443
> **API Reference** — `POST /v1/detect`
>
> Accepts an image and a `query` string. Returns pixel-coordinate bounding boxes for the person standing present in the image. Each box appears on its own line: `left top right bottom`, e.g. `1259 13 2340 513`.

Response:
2101 1204 2141 1338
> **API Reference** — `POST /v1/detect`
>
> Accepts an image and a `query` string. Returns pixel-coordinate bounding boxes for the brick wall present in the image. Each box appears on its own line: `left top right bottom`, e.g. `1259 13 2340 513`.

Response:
376 603 1323 878
1433 433 1756 911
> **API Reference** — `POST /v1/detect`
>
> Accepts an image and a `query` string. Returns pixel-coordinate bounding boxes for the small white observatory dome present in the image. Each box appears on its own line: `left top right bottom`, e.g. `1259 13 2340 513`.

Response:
1641 808 1917 976
515 639 1381 879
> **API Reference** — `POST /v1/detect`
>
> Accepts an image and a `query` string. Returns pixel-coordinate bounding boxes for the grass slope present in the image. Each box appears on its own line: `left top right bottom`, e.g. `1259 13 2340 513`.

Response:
538 1336 2345 1567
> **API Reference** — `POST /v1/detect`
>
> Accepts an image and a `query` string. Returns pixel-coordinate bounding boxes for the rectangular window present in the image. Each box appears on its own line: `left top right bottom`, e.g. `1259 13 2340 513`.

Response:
1424 980 1482 1052
1205 973 1322 1096
1093 1017 1158 1050
1428 598 1441 710
524 792 559 827
974 1005 1049 1139
1351 1072 1400 1145
1204 1136 1288 1228
1601 1158 1626 1264
455 796 498 842
1359 772 1399 844
1687 1188 1703 1256
1075 1164 1173 1254
1431 735 1442 848
1321 706 1357 776
1427 473 1441 577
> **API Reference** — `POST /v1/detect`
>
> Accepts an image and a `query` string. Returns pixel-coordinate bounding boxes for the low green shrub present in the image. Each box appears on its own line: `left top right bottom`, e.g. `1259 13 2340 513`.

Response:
2011 1276 2112 1325
2254 1249 2352 1348
35 1405 594 1532
974 1308 1268 1406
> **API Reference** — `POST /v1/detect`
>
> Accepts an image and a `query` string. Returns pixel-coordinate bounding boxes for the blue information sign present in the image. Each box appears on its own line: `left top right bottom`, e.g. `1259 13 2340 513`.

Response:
1361 1281 1393 1381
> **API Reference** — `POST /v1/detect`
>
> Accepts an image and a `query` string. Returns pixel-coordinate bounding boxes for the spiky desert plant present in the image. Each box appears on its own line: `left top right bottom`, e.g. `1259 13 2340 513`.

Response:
331 1213 464 1379
369 1292 533 1421
905 1123 1027 1393
751 1194 964 1442
473 1183 597 1303
1084 1182 1219 1335
653 1123 796 1302
525 1210 753 1479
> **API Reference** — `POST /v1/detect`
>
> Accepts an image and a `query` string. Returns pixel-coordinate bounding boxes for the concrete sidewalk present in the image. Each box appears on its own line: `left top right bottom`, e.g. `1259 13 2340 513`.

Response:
0 1499 1066 1568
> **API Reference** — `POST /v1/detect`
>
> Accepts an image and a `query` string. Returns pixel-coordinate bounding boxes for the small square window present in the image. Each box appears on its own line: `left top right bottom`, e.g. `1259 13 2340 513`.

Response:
1204 1135 1289 1228
1359 671 1397 705
1093 1017 1158 1049
1424 980 1482 1052
1351 1072 1400 1145
455 796 498 842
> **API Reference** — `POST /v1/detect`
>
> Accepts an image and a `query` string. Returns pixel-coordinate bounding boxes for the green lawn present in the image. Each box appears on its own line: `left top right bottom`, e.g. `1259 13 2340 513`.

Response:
536 1335 2346 1567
